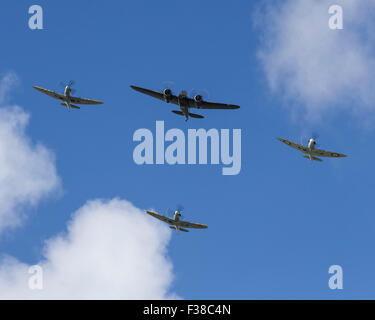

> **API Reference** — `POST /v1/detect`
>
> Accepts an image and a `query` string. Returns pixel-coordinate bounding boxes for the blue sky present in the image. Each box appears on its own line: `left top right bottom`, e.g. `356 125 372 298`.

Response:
0 0 374 299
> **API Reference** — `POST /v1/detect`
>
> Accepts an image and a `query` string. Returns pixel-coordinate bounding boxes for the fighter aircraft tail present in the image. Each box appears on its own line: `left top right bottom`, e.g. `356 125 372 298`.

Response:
169 226 189 232
303 155 323 162
60 103 80 109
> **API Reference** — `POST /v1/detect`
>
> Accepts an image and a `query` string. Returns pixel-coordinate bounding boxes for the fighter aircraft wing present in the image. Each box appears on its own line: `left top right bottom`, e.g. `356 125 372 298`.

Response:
33 86 66 101
311 149 347 158
146 210 175 225
130 85 179 105
178 220 208 229
69 96 103 105
277 137 309 153
189 99 240 110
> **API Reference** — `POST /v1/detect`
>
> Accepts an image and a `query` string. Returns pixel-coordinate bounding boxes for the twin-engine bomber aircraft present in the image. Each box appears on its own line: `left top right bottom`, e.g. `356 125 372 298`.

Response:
145 210 208 232
277 137 347 162
130 85 240 121
33 85 103 111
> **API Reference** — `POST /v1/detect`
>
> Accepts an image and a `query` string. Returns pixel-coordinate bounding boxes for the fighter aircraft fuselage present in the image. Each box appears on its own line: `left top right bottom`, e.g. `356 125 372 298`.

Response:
63 86 73 110
33 85 103 111
308 138 316 150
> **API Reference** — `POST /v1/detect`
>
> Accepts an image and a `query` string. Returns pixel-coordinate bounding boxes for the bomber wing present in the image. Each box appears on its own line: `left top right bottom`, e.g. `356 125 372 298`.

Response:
130 85 179 105
189 99 240 110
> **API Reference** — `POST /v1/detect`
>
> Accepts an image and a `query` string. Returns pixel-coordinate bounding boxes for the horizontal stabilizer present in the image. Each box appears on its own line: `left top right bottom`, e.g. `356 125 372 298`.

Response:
303 155 323 162
188 112 204 119
171 110 204 119
60 103 80 109
169 226 189 232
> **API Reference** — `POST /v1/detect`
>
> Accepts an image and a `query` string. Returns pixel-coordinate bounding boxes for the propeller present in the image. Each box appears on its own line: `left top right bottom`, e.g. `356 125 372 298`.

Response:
167 204 185 219
59 80 77 95
177 204 185 219
300 132 320 147
311 132 320 147
312 132 319 140
190 88 210 101
160 80 176 94
166 208 174 218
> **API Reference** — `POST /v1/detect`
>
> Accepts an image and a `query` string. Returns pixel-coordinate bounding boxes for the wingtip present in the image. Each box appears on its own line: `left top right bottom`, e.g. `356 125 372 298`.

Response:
196 223 208 229
228 104 240 109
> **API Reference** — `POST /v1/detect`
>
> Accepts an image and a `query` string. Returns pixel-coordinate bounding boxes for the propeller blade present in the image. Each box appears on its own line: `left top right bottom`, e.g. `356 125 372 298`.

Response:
190 88 210 100
59 80 77 92
166 208 174 218
161 81 176 93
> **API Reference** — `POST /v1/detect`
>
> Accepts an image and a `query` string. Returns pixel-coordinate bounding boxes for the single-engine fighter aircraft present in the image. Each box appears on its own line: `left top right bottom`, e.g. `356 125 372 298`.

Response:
145 210 207 232
33 84 103 111
130 85 240 121
277 137 347 162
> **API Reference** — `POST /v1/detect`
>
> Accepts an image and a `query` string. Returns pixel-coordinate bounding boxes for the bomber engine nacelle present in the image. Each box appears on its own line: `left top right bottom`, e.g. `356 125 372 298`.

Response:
194 94 203 102
194 94 203 107
163 88 172 103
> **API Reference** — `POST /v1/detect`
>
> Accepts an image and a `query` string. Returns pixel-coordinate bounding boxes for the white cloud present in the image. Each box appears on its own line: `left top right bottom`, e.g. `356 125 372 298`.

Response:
0 73 177 299
0 198 177 299
255 0 375 121
0 74 60 234
0 72 18 104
